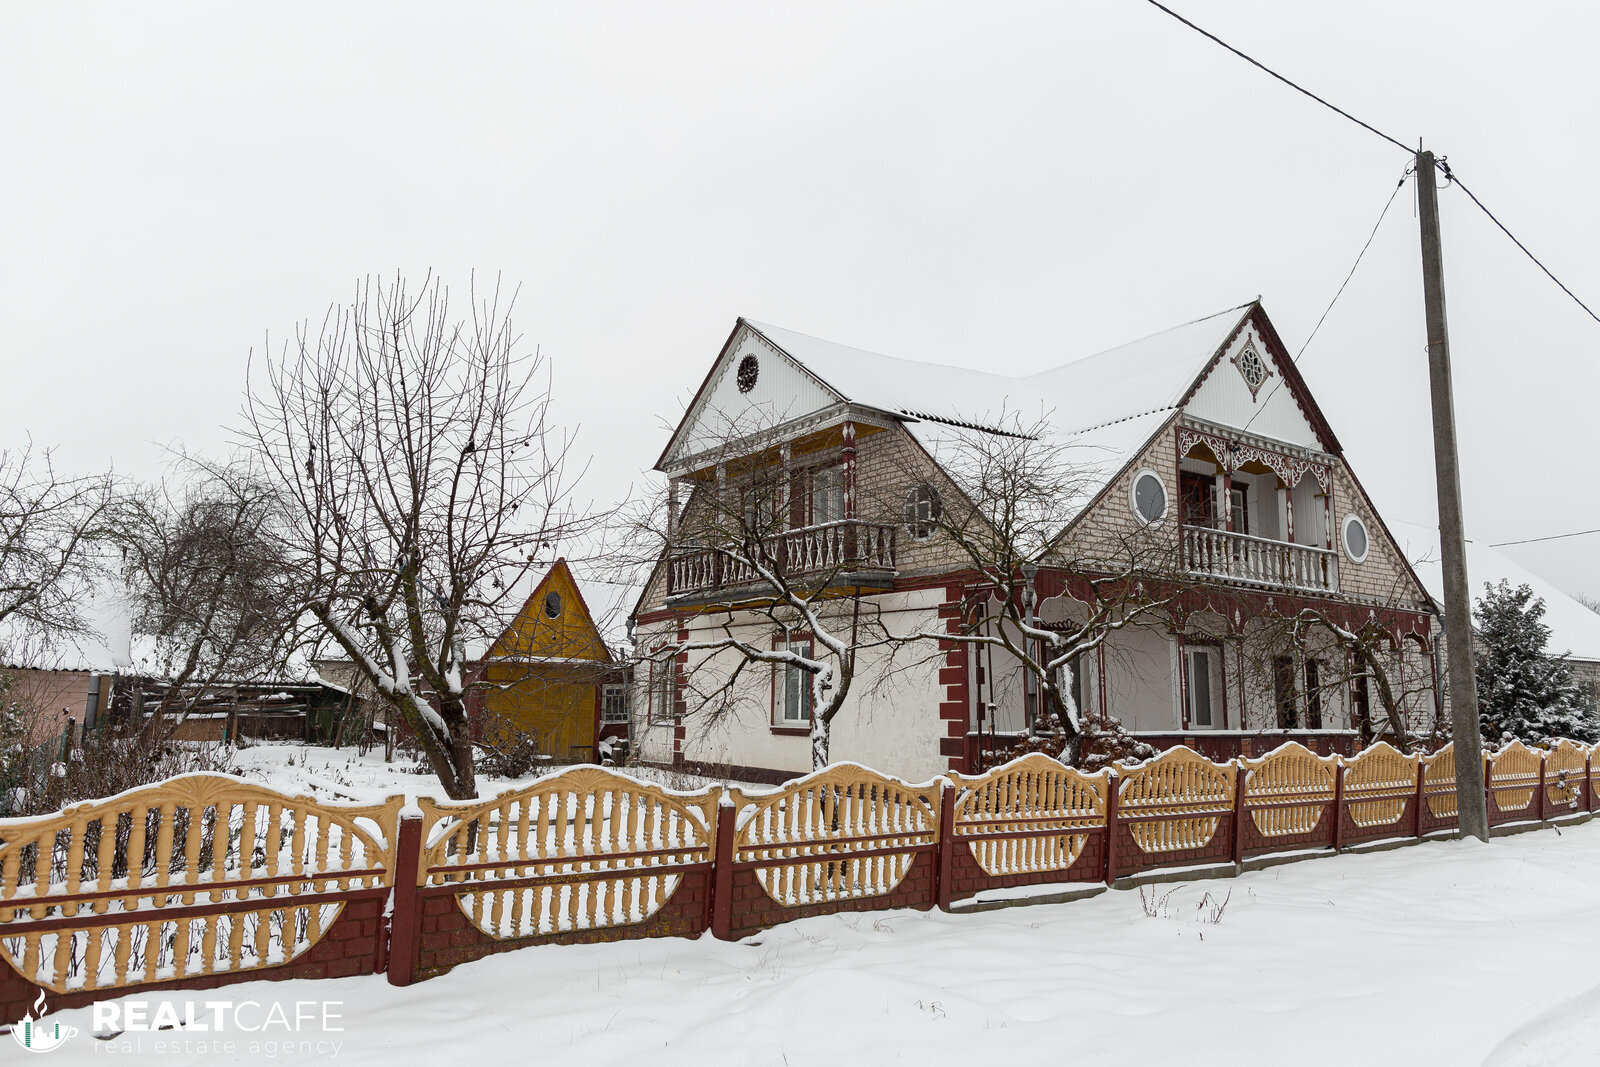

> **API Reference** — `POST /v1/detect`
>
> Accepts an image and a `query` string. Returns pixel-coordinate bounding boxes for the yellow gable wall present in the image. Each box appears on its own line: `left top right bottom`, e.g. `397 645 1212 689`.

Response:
489 561 611 662
482 561 612 759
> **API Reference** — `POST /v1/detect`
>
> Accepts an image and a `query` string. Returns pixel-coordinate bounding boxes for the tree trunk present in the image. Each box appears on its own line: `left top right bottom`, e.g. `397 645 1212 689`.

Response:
810 714 830 771
393 693 478 800
1356 646 1414 753
441 695 477 800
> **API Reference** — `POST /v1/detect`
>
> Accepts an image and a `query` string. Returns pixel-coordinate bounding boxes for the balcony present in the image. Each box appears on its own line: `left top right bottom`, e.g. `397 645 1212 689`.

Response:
667 520 898 600
1181 526 1338 594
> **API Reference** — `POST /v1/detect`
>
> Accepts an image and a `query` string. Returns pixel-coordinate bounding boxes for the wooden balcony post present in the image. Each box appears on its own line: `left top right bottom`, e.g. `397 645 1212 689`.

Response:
841 419 857 520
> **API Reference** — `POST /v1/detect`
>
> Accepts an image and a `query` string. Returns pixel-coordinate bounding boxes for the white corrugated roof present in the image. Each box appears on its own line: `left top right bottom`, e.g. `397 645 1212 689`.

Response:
1390 520 1600 664
743 304 1252 537
746 303 1249 438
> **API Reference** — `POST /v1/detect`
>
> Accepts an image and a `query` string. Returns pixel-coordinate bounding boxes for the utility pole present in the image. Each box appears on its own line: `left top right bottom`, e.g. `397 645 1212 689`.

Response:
1416 148 1489 841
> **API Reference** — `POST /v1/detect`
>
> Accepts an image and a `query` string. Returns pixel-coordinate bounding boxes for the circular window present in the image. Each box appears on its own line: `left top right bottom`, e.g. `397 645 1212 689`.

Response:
904 484 943 539
543 591 563 619
1130 469 1167 525
736 354 759 394
1342 514 1370 564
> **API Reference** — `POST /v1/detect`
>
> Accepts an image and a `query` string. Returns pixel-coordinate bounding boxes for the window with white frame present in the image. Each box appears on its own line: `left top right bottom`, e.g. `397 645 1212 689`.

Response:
904 483 942 539
809 467 844 526
1184 645 1220 729
648 656 676 724
601 684 629 724
1130 469 1168 526
775 637 814 726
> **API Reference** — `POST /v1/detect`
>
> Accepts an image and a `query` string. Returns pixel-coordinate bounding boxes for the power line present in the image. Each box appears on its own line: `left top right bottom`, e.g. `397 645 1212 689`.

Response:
1490 528 1600 548
1436 159 1600 327
1241 163 1412 433
1138 0 1413 154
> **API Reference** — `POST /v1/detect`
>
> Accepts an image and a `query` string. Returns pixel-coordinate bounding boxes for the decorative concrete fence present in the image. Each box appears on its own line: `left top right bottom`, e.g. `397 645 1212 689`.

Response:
2 739 1597 1009
0 774 401 1024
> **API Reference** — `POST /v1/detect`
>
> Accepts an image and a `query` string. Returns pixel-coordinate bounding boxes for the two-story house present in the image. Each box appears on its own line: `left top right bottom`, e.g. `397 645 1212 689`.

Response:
631 301 1441 782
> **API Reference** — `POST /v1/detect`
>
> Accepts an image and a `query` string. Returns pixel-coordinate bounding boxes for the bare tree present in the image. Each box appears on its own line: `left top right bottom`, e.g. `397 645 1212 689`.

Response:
244 273 589 800
1244 563 1442 752
0 442 116 655
113 457 298 740
880 417 1182 767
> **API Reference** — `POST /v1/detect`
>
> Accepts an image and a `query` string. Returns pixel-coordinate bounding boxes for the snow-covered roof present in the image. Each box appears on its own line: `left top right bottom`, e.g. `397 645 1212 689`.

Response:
744 303 1250 439
1390 520 1600 664
0 589 133 674
726 304 1253 535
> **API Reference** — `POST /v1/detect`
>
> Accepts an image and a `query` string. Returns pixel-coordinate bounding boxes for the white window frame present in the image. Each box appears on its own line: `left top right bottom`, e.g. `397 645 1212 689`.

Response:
1130 468 1169 527
1342 513 1370 564
1184 645 1220 730
904 484 941 540
601 683 629 724
810 466 844 526
774 636 815 727
648 653 676 725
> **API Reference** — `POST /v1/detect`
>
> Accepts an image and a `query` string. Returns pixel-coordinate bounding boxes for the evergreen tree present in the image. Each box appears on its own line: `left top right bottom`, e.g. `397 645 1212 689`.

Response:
1474 580 1600 745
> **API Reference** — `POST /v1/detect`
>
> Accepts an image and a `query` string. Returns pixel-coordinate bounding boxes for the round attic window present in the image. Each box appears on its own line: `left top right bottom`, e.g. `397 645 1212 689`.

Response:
1130 469 1168 526
544 591 563 619
736 354 760 393
1343 514 1370 564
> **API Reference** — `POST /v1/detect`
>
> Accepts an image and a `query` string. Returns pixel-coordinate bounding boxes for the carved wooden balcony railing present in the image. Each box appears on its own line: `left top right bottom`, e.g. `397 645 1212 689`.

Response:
666 520 897 599
1181 526 1338 594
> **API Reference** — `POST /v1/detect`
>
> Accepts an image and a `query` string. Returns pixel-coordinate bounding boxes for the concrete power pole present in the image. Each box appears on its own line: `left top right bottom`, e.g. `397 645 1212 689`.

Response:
1416 148 1489 841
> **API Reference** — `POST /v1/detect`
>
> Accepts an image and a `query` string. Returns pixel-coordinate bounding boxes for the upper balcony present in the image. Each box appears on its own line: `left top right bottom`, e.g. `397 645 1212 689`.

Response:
1181 525 1338 595
666 520 897 602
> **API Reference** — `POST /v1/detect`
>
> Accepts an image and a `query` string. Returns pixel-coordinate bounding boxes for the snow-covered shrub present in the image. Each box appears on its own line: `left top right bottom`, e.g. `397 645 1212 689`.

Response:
1475 580 1600 746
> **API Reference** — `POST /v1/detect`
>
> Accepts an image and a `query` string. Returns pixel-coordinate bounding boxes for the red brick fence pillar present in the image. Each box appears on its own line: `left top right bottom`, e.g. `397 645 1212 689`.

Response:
387 815 424 986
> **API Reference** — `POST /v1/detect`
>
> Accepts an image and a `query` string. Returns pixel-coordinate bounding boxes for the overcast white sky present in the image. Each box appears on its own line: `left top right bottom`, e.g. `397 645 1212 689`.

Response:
4 2 1599 617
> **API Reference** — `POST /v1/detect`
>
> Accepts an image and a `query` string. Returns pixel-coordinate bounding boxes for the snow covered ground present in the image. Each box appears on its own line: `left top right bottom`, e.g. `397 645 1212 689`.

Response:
225 740 756 805
28 818 1600 1065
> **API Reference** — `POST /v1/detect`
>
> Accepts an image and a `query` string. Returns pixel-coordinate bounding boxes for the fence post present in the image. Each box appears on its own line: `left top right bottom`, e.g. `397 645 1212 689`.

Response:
1102 771 1119 887
386 814 424 987
1484 752 1495 826
710 798 737 941
1413 760 1425 840
1230 760 1246 866
935 781 956 911
1330 759 1346 852
1587 750 1594 815
1536 753 1547 825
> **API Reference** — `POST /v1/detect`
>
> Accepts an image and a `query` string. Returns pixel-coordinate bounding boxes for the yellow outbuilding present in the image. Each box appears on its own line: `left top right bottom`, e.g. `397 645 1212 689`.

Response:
477 559 620 761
